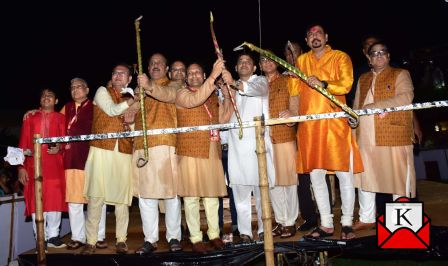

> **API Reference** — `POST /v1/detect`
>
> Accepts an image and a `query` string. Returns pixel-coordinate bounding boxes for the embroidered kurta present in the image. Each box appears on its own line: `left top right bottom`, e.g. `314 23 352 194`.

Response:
353 68 416 197
84 87 133 206
19 110 67 216
132 77 179 199
269 75 297 186
228 75 276 186
61 99 93 203
175 80 227 197
289 45 363 174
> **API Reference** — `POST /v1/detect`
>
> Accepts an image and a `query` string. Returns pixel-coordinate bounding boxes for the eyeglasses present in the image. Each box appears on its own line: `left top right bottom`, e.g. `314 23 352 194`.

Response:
112 71 129 76
369 50 388 58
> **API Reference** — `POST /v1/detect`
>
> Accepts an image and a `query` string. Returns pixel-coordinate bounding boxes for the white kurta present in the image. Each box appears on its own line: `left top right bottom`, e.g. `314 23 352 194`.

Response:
228 75 275 187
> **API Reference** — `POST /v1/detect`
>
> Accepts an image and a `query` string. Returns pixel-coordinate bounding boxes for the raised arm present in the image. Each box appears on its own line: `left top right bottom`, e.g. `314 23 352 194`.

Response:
137 74 179 103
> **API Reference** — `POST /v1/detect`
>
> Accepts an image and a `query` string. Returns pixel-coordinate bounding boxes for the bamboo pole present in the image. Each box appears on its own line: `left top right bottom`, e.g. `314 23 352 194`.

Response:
34 134 46 266
254 116 274 266
8 193 15 264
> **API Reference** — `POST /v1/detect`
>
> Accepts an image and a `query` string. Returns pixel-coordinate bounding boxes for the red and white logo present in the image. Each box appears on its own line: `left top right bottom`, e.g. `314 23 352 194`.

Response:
377 197 430 249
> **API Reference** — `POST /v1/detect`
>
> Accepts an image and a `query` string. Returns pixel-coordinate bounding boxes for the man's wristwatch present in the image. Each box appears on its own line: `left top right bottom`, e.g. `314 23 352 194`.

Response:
321 80 328 89
233 80 242 88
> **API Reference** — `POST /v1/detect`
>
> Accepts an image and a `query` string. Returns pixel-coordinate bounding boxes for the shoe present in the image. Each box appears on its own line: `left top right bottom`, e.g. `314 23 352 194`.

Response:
352 221 376 231
95 240 108 249
272 224 283 237
203 234 209 243
135 241 156 255
192 241 207 254
66 240 85 250
115 242 128 254
209 238 224 250
221 233 233 244
238 234 252 244
47 237 67 248
341 226 356 240
297 220 318 232
168 239 182 252
80 244 96 255
280 226 296 238
305 227 334 239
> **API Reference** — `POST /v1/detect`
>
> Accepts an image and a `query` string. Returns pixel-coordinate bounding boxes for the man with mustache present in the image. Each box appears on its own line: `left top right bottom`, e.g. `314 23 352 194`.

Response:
133 53 183 255
289 24 363 240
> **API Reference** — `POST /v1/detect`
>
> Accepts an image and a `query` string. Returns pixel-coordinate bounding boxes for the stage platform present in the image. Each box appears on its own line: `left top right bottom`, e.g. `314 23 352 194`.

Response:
17 180 448 265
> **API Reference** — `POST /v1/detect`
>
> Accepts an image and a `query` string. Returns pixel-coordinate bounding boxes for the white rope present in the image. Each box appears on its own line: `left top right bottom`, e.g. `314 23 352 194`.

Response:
37 100 448 144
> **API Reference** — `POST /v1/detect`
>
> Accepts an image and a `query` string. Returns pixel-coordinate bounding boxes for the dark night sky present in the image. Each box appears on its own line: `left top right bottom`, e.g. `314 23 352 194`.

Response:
2 0 448 117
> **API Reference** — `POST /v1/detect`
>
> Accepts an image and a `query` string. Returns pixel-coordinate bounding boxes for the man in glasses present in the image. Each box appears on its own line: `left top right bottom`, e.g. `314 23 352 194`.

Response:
63 78 108 250
353 42 416 230
260 54 298 239
289 23 363 240
81 63 137 255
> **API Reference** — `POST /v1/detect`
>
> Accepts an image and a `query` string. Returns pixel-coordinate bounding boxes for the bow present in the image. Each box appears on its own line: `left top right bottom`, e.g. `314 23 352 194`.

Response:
210 11 244 139
234 41 360 128
135 15 149 167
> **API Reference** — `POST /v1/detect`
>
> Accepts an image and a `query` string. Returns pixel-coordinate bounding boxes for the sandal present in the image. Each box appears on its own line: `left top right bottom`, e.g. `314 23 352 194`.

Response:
280 226 296 238
341 226 356 240
305 227 334 239
272 224 283 237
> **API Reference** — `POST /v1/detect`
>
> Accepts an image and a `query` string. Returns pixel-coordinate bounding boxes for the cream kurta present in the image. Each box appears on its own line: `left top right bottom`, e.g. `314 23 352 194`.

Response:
84 87 133 206
132 146 179 198
272 142 298 186
353 71 416 197
178 143 227 197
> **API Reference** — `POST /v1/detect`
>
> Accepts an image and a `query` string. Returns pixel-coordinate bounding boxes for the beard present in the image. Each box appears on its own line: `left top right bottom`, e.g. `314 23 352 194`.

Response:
311 39 323 48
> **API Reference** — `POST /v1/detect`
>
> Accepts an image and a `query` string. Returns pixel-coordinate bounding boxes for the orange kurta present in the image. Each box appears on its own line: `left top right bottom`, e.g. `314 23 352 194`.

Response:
289 45 363 174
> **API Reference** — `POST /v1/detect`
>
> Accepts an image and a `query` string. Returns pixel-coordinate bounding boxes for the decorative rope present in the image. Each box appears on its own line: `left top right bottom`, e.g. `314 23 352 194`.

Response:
36 100 448 144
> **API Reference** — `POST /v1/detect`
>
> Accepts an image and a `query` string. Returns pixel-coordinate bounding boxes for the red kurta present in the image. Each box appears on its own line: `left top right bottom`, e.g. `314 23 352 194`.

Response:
19 110 68 216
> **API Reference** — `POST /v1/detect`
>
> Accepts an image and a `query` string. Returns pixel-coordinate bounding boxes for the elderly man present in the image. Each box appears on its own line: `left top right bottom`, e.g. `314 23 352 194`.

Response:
62 78 107 250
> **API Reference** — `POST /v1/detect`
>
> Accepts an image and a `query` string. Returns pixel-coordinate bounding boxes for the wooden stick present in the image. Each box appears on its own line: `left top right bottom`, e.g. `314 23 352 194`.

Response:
254 116 274 266
34 134 46 265
8 193 15 264
135 15 149 168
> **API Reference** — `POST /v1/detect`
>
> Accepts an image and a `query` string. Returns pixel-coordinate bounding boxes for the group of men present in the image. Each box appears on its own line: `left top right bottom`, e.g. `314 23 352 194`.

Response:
18 23 417 255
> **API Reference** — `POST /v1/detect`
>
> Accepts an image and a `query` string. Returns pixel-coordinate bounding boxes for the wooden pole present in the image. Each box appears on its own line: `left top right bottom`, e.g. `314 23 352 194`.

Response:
34 134 46 266
254 116 274 266
8 193 15 264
